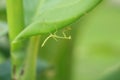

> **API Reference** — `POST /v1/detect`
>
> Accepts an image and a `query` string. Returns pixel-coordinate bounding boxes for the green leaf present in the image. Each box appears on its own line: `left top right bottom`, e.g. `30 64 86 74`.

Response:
14 0 102 42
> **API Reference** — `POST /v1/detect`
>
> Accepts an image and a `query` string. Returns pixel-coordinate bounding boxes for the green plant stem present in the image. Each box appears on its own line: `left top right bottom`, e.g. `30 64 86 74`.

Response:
6 0 24 42
21 36 40 80
6 0 25 79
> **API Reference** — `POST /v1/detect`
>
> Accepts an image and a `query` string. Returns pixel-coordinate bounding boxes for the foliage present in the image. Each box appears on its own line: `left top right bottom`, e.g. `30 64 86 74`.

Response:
3 0 120 80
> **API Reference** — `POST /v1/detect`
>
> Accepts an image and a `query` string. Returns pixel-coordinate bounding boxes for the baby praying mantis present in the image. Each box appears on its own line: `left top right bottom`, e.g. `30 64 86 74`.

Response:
41 27 72 47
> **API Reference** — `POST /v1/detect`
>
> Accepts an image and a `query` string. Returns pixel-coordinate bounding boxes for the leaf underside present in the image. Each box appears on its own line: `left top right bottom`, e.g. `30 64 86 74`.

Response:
13 0 102 42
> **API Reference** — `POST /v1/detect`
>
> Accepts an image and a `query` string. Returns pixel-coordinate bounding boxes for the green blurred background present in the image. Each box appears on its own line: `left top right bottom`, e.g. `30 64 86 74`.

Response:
0 0 120 80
